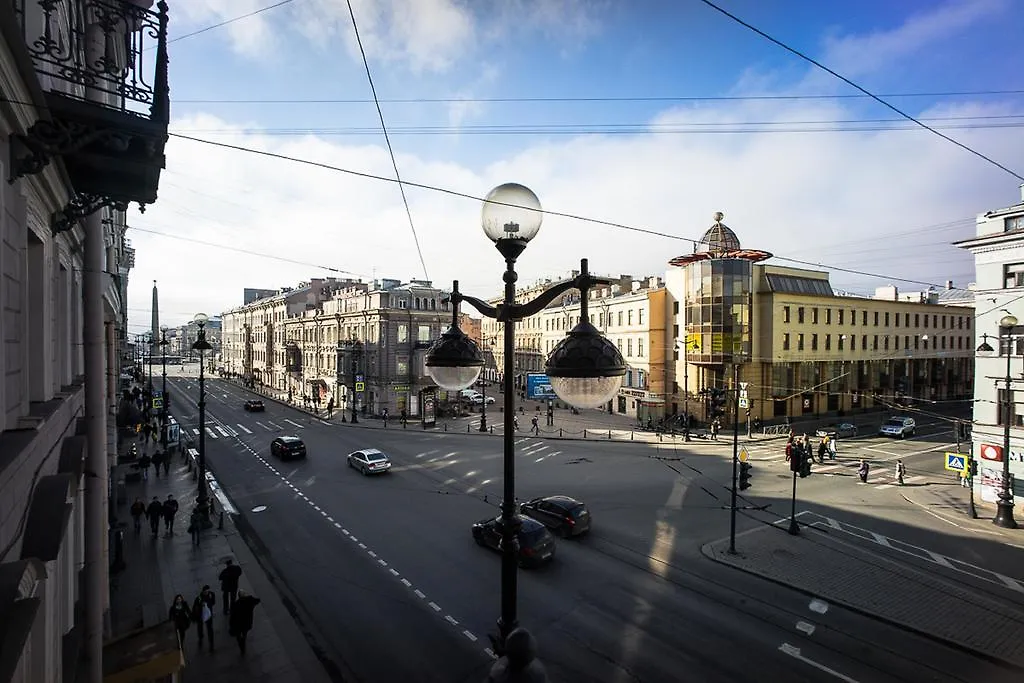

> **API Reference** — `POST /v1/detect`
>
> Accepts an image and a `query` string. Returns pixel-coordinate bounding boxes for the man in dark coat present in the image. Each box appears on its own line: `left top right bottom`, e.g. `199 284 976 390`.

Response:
229 590 261 654
218 558 242 614
146 496 163 537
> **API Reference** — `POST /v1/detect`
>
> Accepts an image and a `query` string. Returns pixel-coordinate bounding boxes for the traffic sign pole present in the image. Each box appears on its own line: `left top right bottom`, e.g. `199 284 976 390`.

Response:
728 364 740 555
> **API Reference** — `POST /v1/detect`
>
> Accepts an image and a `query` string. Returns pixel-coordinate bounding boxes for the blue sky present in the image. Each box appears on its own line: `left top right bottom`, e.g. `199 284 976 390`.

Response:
130 0 1024 331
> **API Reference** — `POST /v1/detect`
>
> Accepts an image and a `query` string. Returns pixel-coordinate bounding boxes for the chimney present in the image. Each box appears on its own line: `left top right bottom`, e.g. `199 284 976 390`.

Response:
946 280 953 290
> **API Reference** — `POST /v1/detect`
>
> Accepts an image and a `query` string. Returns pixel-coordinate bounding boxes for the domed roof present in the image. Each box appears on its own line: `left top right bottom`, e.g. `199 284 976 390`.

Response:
699 212 741 255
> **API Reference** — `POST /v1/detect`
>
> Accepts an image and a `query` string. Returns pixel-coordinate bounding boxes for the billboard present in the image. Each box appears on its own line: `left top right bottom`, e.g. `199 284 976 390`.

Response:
526 373 557 400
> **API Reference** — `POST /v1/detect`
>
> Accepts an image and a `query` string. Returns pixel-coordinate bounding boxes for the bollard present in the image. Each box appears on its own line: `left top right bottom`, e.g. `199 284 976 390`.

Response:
490 425 494 434
583 429 587 438
218 510 225 530
444 423 447 432
631 431 634 441
559 428 563 437
468 424 471 433
608 430 611 440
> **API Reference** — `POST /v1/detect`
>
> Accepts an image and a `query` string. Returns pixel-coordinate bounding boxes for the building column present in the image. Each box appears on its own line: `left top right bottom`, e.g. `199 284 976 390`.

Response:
83 212 108 683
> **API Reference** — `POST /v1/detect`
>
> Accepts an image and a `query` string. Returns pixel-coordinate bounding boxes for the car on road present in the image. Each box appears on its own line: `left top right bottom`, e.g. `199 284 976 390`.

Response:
244 399 265 412
519 495 591 537
879 416 916 439
270 436 306 460
471 395 495 405
471 515 556 568
815 422 858 439
347 448 392 475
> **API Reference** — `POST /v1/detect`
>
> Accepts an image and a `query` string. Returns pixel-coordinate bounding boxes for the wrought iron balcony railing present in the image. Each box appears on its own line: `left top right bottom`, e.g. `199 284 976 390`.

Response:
13 0 169 120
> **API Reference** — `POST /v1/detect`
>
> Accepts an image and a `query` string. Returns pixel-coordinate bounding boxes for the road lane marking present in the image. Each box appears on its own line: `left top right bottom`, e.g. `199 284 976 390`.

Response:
429 602 442 612
414 589 426 599
870 533 891 547
283 418 305 429
401 578 412 587
463 630 478 642
268 421 284 429
368 550 377 558
809 599 829 614
215 425 230 437
796 621 816 636
445 615 458 625
779 643 860 682
192 428 200 435
255 421 271 430
237 424 253 434
927 551 954 569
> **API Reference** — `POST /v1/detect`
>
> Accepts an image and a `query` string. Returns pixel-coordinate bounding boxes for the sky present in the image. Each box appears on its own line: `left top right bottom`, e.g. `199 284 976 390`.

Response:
127 0 1024 335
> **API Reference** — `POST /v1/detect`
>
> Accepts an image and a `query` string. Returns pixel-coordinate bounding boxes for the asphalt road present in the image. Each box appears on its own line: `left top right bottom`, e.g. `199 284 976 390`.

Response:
165 372 1020 683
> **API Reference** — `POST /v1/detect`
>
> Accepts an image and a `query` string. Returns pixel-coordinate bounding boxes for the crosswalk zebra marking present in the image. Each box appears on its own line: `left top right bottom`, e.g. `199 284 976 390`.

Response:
237 424 253 434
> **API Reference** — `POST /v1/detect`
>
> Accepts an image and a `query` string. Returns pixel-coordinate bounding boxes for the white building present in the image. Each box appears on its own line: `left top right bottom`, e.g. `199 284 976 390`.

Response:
956 185 1024 517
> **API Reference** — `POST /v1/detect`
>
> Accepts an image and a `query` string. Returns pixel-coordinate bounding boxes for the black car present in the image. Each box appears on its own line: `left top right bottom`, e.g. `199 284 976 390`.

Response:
244 400 265 412
471 515 556 568
519 495 591 537
270 436 306 460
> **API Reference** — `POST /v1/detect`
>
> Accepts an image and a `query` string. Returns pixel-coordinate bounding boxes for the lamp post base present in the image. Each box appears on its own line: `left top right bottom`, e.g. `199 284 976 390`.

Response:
479 417 488 432
193 499 214 530
993 500 1018 529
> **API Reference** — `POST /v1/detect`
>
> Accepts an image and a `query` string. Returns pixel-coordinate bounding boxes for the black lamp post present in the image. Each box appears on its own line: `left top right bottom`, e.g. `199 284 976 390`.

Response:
678 338 698 440
192 313 213 523
147 333 154 398
159 325 169 455
350 340 362 424
977 316 1019 529
478 338 494 432
425 183 625 665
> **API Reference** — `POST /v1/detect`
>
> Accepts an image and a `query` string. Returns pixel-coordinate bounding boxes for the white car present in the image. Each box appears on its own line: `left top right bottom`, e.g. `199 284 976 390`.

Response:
879 417 916 439
471 395 495 405
347 448 392 475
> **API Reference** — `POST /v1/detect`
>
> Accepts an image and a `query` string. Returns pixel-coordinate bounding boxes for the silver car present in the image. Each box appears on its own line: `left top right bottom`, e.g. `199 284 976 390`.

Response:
879 417 916 439
816 423 858 439
347 448 392 475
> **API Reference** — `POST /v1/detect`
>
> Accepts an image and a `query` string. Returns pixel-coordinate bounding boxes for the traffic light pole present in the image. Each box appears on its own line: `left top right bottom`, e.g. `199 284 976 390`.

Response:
728 364 740 554
787 470 800 535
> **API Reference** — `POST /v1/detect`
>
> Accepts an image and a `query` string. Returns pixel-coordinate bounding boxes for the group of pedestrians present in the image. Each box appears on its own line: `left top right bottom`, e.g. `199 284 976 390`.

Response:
130 494 180 536
783 431 908 485
168 558 262 655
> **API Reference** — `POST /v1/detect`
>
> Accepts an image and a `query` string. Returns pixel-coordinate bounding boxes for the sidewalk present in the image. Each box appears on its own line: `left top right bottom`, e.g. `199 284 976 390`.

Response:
701 523 1024 670
899 482 1024 543
108 439 333 683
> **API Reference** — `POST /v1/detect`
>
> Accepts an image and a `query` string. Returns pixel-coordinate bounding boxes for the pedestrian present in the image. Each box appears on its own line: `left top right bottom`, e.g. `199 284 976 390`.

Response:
151 450 164 479
857 459 870 483
137 421 145 443
383 408 389 427
228 590 261 655
162 494 179 535
162 450 171 477
130 497 146 534
817 438 827 465
895 459 906 486
168 594 192 648
146 496 163 536
138 452 151 480
827 436 837 460
219 559 242 615
531 415 539 435
784 435 794 463
192 585 216 652
188 507 203 546
400 408 407 427
711 419 719 441
143 421 153 445
513 415 519 432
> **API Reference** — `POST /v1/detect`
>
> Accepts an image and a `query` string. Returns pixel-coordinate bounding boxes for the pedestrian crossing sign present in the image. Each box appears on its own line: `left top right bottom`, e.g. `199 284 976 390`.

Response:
944 453 968 473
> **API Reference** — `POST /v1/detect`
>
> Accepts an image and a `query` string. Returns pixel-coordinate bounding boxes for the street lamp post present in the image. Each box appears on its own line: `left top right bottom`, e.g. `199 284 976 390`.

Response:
159 325 169 456
678 338 698 440
479 338 494 432
192 313 213 524
978 316 1019 529
350 340 361 424
147 333 154 397
425 184 625 665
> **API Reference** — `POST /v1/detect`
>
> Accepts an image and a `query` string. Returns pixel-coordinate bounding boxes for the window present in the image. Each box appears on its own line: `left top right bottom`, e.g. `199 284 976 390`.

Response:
873 311 879 326
673 324 679 337
884 312 890 326
396 359 408 375
783 333 791 351
933 315 938 328
811 334 818 351
628 310 634 325
798 307 805 324
942 315 947 329
862 334 868 350
958 316 963 330
812 308 819 324
997 389 1024 426
905 335 910 349
797 334 805 351
850 335 856 350
784 306 791 323
838 310 844 325
397 324 408 343
837 335 844 351
617 312 623 326
417 325 431 342
923 314 928 328
673 301 680 315
638 310 644 325
627 339 633 356
862 311 868 326
638 339 644 357
915 313 920 327
914 336 920 350
1004 263 1024 288
825 309 832 325
883 336 889 350
825 334 831 351
1006 216 1024 232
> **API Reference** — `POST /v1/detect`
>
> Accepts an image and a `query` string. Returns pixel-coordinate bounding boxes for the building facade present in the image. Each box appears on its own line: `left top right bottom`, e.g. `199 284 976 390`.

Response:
955 185 1024 515
664 214 974 426
0 1 171 681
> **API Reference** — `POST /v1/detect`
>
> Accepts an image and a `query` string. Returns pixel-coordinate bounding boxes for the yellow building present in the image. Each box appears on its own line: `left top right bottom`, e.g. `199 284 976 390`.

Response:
665 214 975 426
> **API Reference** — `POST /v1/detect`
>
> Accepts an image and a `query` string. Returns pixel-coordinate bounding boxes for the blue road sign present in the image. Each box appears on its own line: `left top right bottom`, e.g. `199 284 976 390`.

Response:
526 373 557 400
944 452 967 473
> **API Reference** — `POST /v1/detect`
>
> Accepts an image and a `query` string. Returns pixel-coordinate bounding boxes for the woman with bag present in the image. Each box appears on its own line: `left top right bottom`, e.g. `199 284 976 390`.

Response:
168 594 192 648
192 585 216 651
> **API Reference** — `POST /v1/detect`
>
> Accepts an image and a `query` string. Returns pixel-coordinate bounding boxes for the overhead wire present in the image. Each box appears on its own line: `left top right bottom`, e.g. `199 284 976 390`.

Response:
166 0 297 45
342 0 428 282
695 0 1024 182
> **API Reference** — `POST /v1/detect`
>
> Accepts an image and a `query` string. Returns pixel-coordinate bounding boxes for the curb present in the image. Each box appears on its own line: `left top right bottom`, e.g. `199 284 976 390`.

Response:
699 534 1024 674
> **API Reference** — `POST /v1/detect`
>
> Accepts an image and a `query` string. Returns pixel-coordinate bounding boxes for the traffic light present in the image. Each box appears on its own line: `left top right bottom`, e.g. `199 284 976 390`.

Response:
956 422 970 442
709 388 727 418
739 462 752 490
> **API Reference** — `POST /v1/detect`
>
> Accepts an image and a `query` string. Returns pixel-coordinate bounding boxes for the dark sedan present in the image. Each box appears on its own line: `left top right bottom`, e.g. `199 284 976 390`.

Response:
519 495 591 537
270 436 306 460
244 399 265 412
471 515 556 568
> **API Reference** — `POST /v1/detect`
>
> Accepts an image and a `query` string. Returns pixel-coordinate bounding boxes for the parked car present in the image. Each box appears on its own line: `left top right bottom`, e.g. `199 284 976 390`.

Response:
471 515 556 568
244 399 265 412
879 417 916 439
270 436 306 460
460 389 482 400
519 495 591 537
347 448 392 475
471 395 496 405
815 422 858 439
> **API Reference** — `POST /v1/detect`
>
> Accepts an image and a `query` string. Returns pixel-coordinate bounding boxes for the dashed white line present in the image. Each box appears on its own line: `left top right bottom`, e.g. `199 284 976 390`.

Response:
429 602 442 612
809 599 829 614
283 418 305 429
236 423 254 434
445 615 458 625
463 630 478 642
368 550 377 558
389 568 400 576
358 543 367 549
796 621 816 635
401 578 412 587
779 643 860 682
414 589 426 599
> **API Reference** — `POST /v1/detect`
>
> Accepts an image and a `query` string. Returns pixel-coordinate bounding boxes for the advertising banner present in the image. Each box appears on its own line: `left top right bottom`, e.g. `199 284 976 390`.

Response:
422 391 436 427
981 466 1004 503
526 373 557 400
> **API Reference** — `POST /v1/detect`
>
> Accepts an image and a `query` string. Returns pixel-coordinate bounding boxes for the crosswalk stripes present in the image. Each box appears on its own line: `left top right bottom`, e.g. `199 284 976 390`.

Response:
215 425 231 437
237 424 253 434
204 427 219 439
255 421 272 431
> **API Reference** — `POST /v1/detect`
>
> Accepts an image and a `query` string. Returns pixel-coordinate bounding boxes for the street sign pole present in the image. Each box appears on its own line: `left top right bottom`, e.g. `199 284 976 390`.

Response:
728 364 740 555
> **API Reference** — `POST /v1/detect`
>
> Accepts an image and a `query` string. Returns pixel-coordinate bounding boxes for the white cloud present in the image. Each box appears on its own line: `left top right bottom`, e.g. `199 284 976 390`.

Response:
172 0 284 57
129 97 1023 331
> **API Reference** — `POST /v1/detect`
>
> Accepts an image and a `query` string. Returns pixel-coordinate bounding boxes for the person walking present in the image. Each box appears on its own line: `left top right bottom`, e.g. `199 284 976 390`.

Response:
168 594 192 648
192 585 216 652
151 450 164 479
229 590 261 655
531 415 539 436
857 459 870 483
188 507 203 546
827 436 838 460
784 435 794 463
162 495 179 536
130 497 146 534
161 449 171 477
146 496 163 537
138 451 152 480
710 419 720 441
817 437 827 465
895 459 906 486
219 559 242 615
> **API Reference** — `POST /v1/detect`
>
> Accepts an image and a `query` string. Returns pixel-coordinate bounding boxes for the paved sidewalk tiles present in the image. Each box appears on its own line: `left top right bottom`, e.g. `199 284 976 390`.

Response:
701 523 1024 670
110 448 331 683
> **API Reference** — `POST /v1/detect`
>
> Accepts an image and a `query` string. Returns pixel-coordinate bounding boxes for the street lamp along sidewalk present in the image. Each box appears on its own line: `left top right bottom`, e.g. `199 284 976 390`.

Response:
191 312 214 527
424 183 626 670
976 313 1019 530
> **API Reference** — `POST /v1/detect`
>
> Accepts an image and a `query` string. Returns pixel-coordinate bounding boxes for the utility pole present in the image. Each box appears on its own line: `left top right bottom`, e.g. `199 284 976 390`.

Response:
728 363 740 554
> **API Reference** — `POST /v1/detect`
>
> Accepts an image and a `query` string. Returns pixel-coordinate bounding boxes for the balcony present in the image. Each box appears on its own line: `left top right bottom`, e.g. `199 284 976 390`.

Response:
6 0 169 233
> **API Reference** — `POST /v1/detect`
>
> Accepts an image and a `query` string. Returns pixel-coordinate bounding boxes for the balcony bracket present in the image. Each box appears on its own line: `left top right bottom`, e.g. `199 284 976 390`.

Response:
9 118 137 183
51 193 131 236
